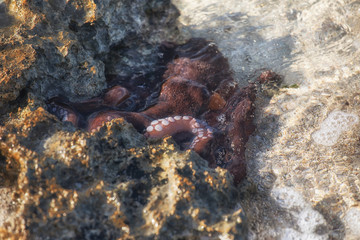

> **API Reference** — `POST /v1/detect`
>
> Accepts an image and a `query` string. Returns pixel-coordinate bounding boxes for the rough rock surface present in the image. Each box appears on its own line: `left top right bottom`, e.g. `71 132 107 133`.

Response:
0 0 180 111
0 106 246 239
0 0 247 239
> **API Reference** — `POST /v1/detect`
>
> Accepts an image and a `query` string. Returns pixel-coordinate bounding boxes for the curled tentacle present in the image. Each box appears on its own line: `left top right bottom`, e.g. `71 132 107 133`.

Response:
144 116 214 153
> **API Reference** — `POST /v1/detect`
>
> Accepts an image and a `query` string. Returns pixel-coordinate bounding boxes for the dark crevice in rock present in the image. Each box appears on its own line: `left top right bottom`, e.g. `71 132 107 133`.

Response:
0 152 20 188
0 3 15 29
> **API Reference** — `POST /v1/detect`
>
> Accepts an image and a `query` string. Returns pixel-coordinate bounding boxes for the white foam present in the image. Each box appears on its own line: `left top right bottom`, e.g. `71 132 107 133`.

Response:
344 207 360 236
312 110 358 146
272 187 327 239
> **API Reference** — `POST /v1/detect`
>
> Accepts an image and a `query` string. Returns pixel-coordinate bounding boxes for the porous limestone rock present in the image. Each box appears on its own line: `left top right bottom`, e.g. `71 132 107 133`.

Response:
0 0 180 112
0 0 247 239
0 104 246 239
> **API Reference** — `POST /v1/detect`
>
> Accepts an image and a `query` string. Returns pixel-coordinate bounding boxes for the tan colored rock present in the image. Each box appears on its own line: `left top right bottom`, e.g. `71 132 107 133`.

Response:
0 105 246 239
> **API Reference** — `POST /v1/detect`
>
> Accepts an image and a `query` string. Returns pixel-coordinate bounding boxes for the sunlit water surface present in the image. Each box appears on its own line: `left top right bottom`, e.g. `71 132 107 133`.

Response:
173 0 360 239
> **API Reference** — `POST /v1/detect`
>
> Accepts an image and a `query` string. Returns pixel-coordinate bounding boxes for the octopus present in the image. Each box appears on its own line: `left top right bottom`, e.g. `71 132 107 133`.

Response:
47 38 279 184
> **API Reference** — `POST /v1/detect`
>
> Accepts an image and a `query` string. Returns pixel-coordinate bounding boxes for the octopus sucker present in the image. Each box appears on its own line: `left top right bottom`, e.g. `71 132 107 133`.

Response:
46 38 280 184
145 116 213 151
47 100 80 127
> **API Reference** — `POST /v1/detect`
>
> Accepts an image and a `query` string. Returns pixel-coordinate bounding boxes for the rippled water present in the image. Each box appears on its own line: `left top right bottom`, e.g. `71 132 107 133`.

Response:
173 0 360 239
173 0 360 87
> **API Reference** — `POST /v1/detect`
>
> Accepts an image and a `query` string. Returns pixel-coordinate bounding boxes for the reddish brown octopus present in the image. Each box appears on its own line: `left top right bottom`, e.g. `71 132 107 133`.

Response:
47 38 278 184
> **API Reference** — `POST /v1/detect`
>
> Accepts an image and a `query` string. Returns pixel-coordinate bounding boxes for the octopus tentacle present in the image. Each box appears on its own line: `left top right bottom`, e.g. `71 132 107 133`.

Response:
47 100 80 127
87 110 150 132
103 85 130 107
144 116 214 153
45 39 270 184
71 85 130 114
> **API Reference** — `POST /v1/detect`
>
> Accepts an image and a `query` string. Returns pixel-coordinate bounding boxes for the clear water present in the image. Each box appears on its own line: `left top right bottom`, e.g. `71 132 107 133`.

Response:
173 0 360 88
173 0 360 238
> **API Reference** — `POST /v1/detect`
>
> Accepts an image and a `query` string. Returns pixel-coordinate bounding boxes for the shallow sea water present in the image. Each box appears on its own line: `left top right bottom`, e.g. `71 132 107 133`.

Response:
173 0 360 86
173 0 360 239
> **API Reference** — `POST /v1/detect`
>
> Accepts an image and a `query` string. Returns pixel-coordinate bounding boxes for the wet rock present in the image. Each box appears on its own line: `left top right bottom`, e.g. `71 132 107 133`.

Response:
0 0 247 239
0 106 247 239
0 0 180 112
